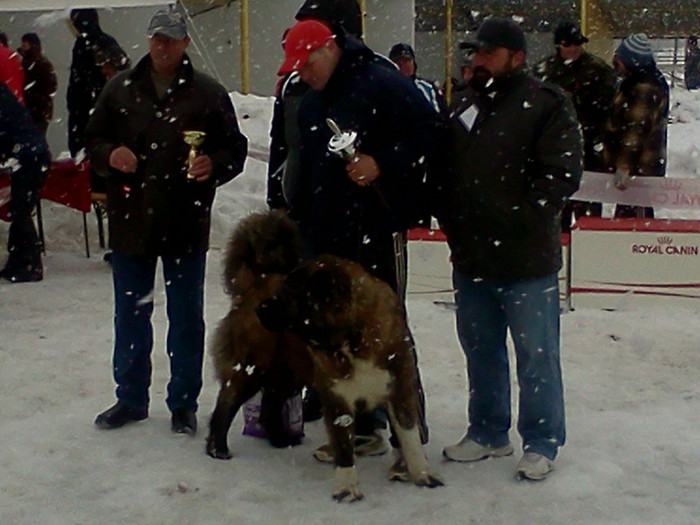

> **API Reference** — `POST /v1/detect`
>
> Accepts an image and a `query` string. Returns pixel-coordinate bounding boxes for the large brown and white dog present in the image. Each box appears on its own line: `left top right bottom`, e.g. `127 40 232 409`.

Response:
206 210 313 455
257 254 444 502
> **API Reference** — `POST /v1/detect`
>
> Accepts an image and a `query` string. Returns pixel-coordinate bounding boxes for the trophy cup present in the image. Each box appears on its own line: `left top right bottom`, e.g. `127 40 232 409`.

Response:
326 118 358 161
182 130 207 180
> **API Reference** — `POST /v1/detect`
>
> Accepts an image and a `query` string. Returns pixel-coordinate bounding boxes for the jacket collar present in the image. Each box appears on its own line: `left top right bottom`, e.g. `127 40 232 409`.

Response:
130 52 194 92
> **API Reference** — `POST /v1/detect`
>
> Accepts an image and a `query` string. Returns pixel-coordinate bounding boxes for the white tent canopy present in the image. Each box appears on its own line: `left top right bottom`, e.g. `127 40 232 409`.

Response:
0 0 166 11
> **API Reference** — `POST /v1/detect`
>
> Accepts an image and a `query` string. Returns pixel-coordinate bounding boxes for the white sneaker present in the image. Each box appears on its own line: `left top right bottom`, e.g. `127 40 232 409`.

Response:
515 452 553 481
442 436 514 462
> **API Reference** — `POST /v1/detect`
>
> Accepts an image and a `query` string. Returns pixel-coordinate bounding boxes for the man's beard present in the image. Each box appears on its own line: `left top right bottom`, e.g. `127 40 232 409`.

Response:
469 65 494 92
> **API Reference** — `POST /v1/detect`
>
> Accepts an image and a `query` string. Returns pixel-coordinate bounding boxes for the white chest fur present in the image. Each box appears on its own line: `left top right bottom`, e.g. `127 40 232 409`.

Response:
330 349 391 410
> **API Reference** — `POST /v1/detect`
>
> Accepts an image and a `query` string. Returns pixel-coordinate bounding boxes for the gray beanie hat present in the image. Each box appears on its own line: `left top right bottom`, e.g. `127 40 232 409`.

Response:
615 33 655 68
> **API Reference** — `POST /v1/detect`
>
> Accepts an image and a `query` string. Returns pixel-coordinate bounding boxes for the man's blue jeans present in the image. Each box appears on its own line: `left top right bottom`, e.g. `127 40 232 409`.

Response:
453 270 566 460
111 252 206 413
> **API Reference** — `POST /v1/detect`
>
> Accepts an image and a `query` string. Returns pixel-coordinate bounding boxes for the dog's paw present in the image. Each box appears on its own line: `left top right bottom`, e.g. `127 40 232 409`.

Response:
332 487 364 503
205 436 232 460
333 466 363 503
412 469 444 488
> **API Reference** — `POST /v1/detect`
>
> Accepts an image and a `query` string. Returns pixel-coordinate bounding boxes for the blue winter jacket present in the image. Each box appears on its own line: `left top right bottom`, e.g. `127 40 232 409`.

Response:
294 36 441 261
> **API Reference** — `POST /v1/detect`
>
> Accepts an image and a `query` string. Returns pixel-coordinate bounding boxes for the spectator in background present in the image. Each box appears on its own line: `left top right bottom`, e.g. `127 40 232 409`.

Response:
87 10 248 434
534 21 615 230
67 9 130 191
0 32 24 103
0 82 50 283
388 42 445 228
604 33 669 218
18 33 57 137
685 36 700 90
389 42 446 115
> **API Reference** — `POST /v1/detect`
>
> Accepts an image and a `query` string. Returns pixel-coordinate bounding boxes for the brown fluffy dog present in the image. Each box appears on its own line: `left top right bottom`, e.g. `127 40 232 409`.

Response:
206 210 314 456
257 254 443 502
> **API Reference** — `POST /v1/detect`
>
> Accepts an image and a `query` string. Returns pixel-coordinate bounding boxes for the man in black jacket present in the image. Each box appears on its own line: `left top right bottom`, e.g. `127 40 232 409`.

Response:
267 0 363 213
277 17 440 472
67 8 130 194
87 10 248 434
435 17 582 481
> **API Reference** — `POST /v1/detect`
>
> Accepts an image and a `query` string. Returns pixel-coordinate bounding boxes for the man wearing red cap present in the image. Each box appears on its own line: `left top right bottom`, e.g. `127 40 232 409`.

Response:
277 16 442 475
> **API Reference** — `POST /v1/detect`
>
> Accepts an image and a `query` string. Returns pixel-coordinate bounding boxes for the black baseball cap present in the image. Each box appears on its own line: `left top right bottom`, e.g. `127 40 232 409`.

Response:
459 17 526 52
554 21 588 46
389 43 415 61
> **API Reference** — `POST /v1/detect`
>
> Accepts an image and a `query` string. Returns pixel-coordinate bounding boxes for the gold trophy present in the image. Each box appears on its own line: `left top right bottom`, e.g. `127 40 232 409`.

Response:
182 130 207 180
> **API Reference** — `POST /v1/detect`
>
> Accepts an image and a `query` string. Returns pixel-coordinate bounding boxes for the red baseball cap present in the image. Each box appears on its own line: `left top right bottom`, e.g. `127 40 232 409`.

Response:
278 19 334 76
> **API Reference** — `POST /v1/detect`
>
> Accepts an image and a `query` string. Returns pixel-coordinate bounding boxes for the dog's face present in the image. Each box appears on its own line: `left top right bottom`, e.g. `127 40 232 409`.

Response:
257 256 358 348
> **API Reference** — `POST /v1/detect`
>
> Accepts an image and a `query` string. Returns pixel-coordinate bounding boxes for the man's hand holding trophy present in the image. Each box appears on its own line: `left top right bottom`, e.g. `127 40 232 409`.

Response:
183 130 212 182
326 118 380 187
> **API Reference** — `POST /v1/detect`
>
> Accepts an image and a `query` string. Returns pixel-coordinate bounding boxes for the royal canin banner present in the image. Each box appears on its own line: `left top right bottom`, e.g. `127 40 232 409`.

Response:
572 172 700 209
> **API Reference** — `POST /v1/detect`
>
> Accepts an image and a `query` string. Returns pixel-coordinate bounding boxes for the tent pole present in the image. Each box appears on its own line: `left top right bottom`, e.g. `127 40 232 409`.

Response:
444 0 453 105
240 0 250 94
358 0 366 38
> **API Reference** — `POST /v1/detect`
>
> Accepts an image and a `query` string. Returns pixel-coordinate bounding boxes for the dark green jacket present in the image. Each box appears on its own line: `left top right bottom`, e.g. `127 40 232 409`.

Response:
86 54 248 256
434 69 582 281
534 51 614 171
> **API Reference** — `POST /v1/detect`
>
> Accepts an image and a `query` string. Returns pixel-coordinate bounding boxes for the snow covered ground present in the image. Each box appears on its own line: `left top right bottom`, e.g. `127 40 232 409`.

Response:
1 90 700 525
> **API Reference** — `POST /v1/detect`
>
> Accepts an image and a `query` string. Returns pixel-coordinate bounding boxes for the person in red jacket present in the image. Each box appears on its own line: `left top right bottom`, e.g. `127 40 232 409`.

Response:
0 34 24 103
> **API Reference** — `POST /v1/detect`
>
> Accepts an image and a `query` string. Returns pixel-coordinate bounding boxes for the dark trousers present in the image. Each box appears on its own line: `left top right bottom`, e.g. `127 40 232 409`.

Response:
5 158 46 271
110 251 206 413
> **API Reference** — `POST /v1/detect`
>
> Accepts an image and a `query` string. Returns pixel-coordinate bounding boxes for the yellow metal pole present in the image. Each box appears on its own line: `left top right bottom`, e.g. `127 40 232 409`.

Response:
358 0 366 38
445 0 453 104
239 0 250 94
580 0 587 36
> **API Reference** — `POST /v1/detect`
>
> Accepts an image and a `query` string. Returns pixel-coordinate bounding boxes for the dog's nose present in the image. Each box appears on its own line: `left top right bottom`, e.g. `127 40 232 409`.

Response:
256 298 286 331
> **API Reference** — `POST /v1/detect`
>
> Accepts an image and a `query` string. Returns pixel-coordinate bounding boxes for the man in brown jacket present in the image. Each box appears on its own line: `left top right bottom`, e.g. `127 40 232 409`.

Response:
87 10 248 435
18 33 57 137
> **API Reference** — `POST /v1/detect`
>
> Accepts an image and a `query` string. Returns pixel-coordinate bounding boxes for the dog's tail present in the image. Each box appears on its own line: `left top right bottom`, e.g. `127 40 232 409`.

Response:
222 210 302 297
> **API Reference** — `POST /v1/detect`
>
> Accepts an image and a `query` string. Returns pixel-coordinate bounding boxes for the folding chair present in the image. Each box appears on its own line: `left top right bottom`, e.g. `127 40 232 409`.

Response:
37 159 101 257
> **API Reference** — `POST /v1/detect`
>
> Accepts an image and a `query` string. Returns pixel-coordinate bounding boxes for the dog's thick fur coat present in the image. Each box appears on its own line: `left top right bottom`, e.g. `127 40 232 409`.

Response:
206 210 313 455
257 254 443 502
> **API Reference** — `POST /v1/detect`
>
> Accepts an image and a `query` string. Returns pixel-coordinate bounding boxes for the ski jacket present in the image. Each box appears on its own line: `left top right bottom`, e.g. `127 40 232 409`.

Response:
604 66 669 177
86 53 248 257
534 51 614 171
434 69 582 281
294 36 442 260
